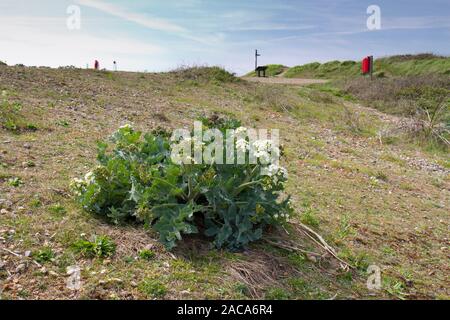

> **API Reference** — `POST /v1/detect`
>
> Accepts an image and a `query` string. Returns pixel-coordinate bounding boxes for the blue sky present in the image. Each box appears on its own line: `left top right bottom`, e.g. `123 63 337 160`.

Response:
0 0 449 74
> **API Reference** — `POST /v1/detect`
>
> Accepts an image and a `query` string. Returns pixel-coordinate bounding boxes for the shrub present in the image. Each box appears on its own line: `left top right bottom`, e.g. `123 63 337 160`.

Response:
71 119 292 251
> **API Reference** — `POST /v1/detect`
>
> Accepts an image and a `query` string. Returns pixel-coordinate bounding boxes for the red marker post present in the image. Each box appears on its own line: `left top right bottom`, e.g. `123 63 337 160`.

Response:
362 56 374 80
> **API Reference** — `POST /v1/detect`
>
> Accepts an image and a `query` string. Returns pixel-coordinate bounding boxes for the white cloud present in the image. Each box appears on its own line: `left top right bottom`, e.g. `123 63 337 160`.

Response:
75 0 186 33
226 23 315 32
383 16 450 30
73 0 227 45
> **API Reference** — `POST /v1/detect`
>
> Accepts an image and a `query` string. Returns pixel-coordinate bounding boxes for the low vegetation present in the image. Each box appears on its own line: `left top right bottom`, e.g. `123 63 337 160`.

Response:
263 54 449 151
340 74 449 151
0 63 448 300
171 66 239 84
279 54 450 79
71 119 292 250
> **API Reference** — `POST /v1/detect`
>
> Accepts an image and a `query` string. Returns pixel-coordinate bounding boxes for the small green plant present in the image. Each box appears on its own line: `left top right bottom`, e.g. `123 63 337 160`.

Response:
29 197 42 208
339 249 370 271
139 249 156 261
72 235 116 258
24 160 36 168
57 120 70 127
287 278 310 296
400 182 414 191
374 171 388 182
34 247 55 264
138 279 167 298
26 123 38 131
287 253 307 269
4 118 17 131
1 97 27 131
11 102 22 111
234 283 250 297
7 177 23 187
265 287 291 300
382 246 395 256
48 203 67 216
300 206 320 228
384 276 408 300
337 215 354 239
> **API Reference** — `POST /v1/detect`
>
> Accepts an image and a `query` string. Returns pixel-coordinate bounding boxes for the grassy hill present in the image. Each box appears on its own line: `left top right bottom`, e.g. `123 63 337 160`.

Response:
0 64 449 300
245 64 289 77
248 54 450 79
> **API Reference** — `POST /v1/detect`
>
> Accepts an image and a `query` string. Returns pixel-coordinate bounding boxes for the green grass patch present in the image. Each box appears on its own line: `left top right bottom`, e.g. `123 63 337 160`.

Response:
72 235 116 258
33 247 55 264
139 249 156 261
138 279 168 298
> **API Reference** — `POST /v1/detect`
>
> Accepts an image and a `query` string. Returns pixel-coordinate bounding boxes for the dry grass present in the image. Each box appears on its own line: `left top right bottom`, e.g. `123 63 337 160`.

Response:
340 75 450 150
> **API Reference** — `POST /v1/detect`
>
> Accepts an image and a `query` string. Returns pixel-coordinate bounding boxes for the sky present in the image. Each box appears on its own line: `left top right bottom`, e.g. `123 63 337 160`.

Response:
0 0 449 74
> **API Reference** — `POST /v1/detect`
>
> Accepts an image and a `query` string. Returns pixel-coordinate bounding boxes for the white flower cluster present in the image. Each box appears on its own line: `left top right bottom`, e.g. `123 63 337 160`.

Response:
236 138 248 153
171 136 205 164
233 127 249 154
251 139 280 164
119 124 133 130
235 126 247 136
70 171 96 196
232 127 288 184
265 164 288 179
273 212 290 221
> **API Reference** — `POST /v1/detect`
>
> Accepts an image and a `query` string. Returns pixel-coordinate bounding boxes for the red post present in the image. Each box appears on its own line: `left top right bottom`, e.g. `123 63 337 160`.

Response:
94 60 99 70
362 56 374 80
362 57 370 74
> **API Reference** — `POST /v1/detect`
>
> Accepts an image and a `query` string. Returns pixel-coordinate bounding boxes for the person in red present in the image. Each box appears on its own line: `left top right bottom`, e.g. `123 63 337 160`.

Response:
94 60 99 70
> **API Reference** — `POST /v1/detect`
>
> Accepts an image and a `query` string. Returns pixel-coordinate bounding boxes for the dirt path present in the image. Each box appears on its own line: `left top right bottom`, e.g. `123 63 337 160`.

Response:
242 77 328 85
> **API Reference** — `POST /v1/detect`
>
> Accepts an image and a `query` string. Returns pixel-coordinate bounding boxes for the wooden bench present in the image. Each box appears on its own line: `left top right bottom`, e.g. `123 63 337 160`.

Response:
255 66 268 77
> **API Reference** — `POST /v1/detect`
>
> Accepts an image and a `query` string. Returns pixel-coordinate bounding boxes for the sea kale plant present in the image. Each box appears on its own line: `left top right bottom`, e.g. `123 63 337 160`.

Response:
71 118 292 250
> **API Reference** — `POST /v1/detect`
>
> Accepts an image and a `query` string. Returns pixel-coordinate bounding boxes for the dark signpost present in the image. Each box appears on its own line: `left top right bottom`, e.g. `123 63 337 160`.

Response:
254 49 268 77
255 49 260 71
